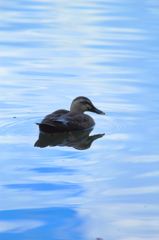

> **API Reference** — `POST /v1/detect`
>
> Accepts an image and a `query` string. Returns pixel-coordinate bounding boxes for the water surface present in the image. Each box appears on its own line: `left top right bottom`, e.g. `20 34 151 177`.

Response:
0 0 159 239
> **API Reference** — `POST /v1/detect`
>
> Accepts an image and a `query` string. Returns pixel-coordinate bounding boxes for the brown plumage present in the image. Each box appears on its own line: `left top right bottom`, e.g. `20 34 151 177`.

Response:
36 96 105 133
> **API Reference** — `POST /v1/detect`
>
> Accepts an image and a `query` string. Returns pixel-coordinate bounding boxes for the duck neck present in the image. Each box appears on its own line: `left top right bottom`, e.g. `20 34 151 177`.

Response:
70 104 84 113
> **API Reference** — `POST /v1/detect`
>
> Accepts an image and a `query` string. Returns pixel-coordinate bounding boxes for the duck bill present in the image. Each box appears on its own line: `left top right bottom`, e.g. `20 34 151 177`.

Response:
91 106 105 115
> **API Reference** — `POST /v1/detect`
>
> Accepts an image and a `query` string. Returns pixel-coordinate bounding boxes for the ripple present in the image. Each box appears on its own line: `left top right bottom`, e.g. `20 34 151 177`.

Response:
0 115 135 139
0 117 40 136
96 115 135 136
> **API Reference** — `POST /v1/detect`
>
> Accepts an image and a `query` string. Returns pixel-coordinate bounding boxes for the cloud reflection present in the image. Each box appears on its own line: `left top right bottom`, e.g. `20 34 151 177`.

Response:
127 155 159 163
134 171 159 178
0 220 45 233
79 203 159 240
103 185 159 196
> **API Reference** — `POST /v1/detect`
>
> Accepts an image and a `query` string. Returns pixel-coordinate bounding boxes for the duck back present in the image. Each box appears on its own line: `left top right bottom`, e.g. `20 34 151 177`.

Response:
36 110 95 133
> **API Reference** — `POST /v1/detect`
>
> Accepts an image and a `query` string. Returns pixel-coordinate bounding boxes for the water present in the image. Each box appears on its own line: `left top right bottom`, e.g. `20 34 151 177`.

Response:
0 0 159 239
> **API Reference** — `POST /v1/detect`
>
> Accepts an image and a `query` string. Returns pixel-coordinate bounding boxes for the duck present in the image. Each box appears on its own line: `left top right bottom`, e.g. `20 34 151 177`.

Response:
36 96 105 133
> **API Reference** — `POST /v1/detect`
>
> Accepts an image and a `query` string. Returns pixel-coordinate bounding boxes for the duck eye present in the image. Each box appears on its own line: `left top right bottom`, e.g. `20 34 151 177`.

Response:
82 101 87 104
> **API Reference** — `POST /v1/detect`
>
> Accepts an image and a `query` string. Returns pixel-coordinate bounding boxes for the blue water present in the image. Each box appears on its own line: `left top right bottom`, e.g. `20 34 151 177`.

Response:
0 0 159 239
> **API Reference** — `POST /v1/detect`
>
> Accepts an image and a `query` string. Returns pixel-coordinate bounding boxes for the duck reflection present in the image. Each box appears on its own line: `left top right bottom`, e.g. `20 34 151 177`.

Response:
34 128 104 150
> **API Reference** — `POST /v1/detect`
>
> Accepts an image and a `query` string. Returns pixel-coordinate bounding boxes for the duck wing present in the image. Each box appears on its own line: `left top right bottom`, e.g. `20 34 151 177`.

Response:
36 110 95 133
40 110 69 125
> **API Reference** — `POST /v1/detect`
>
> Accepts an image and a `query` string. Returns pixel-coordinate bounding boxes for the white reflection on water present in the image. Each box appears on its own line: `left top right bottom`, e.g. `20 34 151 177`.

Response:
134 171 159 178
0 219 45 233
125 155 159 163
102 186 159 196
103 133 130 140
79 203 159 240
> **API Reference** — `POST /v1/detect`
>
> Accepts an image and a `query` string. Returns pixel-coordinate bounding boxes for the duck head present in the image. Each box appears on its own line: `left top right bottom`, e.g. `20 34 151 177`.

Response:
70 96 105 114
